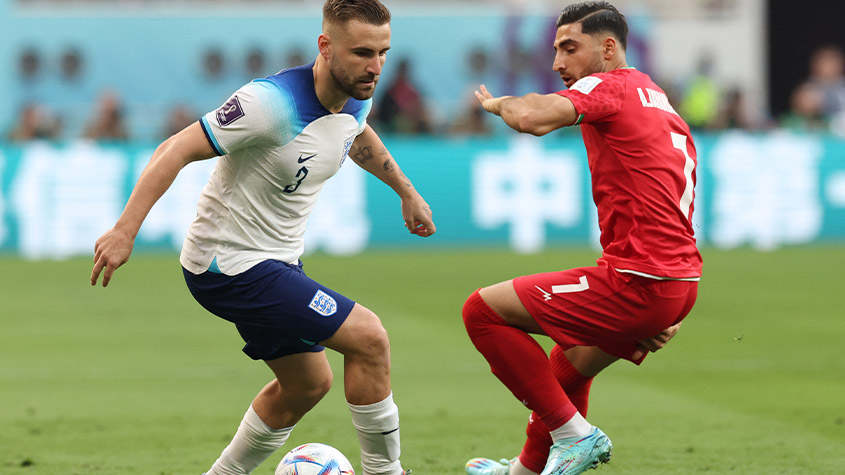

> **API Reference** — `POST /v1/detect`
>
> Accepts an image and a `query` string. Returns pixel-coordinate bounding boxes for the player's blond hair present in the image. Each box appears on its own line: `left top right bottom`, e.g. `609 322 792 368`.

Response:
323 0 391 28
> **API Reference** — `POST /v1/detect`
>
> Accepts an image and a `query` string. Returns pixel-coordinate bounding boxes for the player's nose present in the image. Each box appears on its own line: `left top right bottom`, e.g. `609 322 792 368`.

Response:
367 56 383 75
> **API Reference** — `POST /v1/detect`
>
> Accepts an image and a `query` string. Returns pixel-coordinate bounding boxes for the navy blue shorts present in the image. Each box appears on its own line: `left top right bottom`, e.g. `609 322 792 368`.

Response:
183 259 355 361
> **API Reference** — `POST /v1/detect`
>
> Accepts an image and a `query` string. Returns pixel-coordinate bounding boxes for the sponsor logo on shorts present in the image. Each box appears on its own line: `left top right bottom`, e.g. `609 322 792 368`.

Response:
308 289 338 317
216 96 245 126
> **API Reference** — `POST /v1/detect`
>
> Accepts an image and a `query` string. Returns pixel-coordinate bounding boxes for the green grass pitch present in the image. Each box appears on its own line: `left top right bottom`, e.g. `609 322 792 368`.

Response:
1 246 844 474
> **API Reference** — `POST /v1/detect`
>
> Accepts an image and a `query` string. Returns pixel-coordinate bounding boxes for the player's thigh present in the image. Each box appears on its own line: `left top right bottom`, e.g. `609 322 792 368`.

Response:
264 350 334 392
321 303 389 357
478 279 545 334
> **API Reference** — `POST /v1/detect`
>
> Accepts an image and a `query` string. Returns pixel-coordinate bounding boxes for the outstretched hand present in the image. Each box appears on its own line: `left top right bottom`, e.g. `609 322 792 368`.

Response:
90 227 135 287
474 84 505 115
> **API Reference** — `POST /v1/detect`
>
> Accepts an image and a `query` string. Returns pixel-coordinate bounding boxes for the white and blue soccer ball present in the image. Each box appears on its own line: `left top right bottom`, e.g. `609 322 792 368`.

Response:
275 443 355 475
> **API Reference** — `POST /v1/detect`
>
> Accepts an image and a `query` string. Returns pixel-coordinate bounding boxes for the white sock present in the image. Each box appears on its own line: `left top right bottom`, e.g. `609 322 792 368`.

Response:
348 392 402 475
510 458 540 475
549 412 592 442
207 405 294 475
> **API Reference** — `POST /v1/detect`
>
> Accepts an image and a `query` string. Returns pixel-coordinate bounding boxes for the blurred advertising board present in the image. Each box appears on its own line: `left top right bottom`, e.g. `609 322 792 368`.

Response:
1 131 844 259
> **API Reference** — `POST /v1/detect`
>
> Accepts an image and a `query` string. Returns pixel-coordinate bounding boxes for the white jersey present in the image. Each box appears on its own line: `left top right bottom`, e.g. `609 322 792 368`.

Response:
180 63 371 275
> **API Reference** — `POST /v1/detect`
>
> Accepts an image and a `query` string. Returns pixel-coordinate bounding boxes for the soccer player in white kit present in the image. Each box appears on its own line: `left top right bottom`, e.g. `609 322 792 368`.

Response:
90 1 433 474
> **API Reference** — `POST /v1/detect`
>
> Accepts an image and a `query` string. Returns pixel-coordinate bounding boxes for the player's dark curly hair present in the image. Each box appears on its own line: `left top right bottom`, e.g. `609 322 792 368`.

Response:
557 1 628 51
323 0 391 26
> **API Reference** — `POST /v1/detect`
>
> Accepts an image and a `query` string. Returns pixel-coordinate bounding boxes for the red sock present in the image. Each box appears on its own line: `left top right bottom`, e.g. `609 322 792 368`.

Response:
519 345 594 473
462 290 576 432
549 345 593 416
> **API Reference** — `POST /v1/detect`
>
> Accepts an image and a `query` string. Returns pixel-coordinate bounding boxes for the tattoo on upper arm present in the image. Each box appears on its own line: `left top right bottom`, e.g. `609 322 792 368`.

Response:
351 145 374 165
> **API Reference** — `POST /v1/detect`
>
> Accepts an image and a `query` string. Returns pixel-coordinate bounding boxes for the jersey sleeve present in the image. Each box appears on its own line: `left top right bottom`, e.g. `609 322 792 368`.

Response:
199 81 295 156
348 98 372 136
557 74 625 125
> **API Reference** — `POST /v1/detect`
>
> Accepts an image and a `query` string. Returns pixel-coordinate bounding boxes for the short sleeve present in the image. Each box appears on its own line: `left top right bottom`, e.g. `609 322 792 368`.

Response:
358 101 372 136
199 81 295 156
557 73 625 124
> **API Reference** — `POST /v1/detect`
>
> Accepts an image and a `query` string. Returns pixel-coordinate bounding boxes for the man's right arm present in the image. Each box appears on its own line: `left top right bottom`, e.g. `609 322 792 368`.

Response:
90 122 218 287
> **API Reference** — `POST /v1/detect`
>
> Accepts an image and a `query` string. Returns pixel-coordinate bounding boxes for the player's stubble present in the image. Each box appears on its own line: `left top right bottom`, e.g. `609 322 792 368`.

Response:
328 57 379 101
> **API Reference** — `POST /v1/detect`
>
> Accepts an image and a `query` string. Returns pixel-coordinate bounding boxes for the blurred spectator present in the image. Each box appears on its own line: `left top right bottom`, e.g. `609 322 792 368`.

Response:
203 48 225 79
679 54 720 129
451 48 494 136
18 48 41 81
162 104 197 139
804 44 845 117
450 100 492 136
712 87 756 130
781 44 845 135
52 46 96 140
83 90 130 141
375 58 433 134
779 82 828 132
284 48 307 69
16 47 49 111
6 103 62 142
60 47 84 82
245 47 267 79
199 46 241 111
502 15 535 97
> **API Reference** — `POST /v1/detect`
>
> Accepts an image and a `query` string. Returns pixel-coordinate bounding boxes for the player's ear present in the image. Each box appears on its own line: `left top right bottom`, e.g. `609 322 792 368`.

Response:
318 33 331 60
603 37 616 59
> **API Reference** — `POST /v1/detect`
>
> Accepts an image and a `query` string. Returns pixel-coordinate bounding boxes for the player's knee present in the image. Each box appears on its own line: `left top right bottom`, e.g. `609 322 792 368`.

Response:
304 373 333 403
462 289 502 336
265 375 330 410
298 374 333 408
353 310 391 360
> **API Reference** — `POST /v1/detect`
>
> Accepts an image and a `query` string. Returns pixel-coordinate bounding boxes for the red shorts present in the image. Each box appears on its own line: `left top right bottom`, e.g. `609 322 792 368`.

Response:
513 260 698 364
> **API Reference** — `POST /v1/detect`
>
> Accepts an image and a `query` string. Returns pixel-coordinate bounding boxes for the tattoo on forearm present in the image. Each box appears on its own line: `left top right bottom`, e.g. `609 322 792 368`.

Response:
402 173 411 188
383 158 395 172
351 146 374 165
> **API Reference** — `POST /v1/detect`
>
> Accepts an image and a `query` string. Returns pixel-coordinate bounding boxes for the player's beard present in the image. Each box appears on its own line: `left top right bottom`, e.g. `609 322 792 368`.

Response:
583 50 606 78
329 58 379 100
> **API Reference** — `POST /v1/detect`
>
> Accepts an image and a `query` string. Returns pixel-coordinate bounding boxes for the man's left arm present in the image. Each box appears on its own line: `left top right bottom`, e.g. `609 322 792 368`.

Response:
350 125 435 237
475 84 578 136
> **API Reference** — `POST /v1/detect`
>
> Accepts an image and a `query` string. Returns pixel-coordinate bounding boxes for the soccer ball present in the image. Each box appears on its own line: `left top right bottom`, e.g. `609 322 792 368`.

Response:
275 443 355 475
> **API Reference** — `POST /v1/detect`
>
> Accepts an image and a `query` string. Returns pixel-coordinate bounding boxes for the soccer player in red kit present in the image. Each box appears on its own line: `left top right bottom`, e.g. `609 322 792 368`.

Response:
462 2 702 475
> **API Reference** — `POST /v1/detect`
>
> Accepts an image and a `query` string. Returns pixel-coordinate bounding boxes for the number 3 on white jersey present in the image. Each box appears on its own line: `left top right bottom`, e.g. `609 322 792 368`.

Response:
671 132 695 220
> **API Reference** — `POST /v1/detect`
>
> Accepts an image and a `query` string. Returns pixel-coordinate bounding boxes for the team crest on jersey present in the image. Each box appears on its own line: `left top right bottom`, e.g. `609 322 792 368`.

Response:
570 76 603 95
308 290 338 317
340 135 355 166
216 96 245 126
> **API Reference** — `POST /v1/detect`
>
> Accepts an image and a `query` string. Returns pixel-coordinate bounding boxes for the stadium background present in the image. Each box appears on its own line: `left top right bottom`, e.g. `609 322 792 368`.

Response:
1 0 845 255
1 0 844 474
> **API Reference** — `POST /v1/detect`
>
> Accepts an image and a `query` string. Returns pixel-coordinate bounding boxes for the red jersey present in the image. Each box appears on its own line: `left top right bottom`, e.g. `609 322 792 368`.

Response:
558 68 702 278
